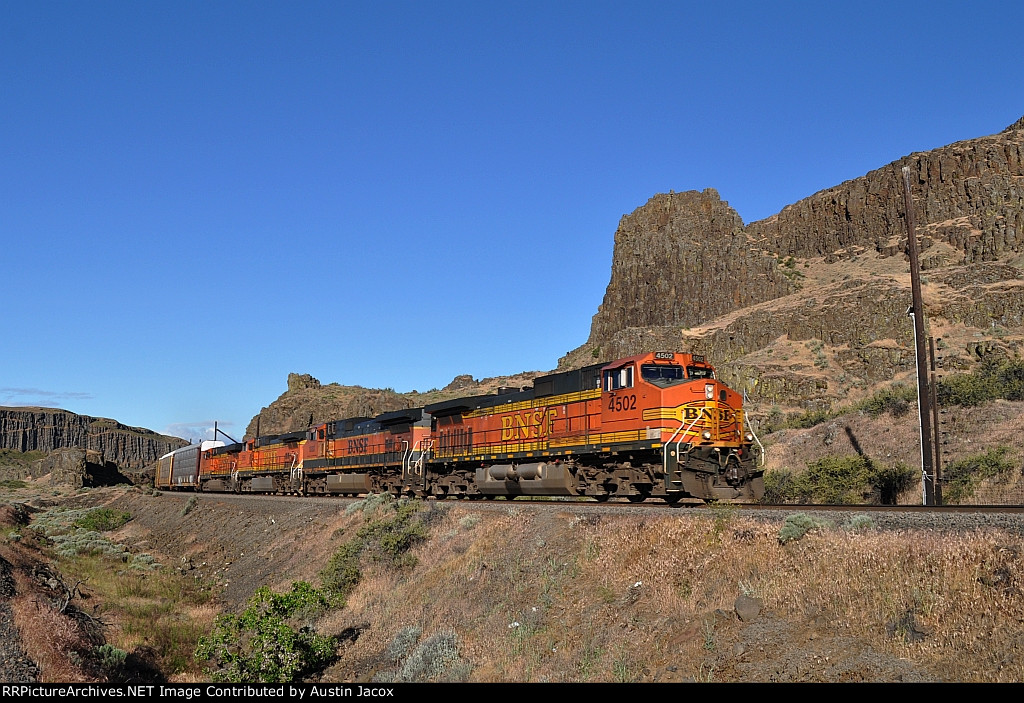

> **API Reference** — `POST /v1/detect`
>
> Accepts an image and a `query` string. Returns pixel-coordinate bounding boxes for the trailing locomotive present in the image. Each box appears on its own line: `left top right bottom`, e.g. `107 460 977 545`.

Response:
156 352 765 502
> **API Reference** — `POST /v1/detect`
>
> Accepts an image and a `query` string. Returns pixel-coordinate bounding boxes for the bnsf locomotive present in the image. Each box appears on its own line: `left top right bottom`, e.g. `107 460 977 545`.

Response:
156 352 765 502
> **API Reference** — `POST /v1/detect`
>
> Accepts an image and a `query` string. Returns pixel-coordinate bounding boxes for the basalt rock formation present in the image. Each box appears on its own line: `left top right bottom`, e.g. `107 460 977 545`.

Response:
0 407 187 476
31 448 131 488
245 376 413 439
562 116 1024 412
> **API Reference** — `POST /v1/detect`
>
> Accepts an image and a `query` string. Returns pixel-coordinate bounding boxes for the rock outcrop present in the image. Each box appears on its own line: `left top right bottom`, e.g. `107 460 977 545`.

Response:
747 116 1024 263
562 116 1024 412
0 407 186 472
245 380 413 438
586 189 794 345
31 448 131 488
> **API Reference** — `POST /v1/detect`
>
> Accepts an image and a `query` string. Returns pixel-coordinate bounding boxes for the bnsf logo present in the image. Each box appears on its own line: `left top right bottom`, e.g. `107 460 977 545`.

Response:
347 437 369 453
500 408 558 441
683 406 737 424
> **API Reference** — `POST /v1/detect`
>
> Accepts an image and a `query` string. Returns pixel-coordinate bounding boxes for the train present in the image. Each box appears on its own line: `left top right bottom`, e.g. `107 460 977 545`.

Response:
156 351 765 503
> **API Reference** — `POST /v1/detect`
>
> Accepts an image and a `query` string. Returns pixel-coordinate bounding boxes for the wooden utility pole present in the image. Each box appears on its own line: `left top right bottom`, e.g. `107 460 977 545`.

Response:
901 165 935 505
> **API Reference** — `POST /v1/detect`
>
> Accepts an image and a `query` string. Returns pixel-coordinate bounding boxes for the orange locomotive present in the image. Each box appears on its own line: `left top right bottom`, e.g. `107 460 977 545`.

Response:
157 352 764 502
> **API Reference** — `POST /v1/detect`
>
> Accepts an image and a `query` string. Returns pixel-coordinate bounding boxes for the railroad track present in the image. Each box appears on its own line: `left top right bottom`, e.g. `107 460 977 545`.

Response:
171 490 1024 534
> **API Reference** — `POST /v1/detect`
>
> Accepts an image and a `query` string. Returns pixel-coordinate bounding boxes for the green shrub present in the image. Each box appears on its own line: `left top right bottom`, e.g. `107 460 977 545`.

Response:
845 514 875 531
180 496 198 517
74 508 131 532
858 383 917 418
769 456 916 505
778 513 832 543
937 359 1024 406
386 630 471 683
761 469 796 504
94 643 128 674
320 541 363 602
942 446 1018 504
195 581 336 683
357 499 428 567
787 409 832 430
871 462 918 504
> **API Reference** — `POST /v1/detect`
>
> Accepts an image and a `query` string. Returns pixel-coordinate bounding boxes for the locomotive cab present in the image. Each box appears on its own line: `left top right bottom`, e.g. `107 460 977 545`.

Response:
600 351 763 501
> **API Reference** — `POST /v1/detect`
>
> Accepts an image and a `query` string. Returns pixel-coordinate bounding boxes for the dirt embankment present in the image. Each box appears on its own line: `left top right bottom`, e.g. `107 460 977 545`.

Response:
4 484 1023 683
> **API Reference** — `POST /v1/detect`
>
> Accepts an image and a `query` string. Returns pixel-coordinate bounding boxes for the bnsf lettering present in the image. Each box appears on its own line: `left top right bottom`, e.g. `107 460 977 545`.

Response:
683 407 736 423
347 437 369 453
607 394 637 412
500 408 558 441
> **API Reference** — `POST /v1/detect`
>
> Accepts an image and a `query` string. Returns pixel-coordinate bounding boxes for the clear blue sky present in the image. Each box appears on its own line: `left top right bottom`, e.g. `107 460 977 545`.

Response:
1 1 1021 442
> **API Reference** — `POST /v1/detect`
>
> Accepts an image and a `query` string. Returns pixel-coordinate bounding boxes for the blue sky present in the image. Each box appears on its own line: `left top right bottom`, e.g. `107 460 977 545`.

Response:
1 1 1021 442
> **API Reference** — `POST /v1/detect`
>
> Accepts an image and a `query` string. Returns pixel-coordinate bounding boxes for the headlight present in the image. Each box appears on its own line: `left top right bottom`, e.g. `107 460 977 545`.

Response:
705 384 714 399
701 430 712 440
745 433 753 442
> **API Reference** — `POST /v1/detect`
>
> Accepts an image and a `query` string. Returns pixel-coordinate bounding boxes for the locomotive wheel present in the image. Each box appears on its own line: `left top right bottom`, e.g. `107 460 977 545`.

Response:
662 495 683 505
627 493 647 503
593 494 610 503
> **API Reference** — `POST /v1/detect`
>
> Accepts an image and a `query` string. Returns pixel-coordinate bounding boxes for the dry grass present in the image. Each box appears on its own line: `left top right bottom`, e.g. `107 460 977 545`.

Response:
321 505 1024 683
15 486 1021 682
9 573 96 682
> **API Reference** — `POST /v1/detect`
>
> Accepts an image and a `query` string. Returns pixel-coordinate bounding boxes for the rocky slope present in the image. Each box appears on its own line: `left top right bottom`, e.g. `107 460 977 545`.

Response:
559 116 1024 415
0 407 186 477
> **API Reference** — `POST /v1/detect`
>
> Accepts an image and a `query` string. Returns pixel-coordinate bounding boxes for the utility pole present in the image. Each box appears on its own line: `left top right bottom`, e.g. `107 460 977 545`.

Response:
901 165 935 505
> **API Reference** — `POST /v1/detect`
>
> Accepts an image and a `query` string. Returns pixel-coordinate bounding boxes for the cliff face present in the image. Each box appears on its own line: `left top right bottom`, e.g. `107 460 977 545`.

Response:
0 408 187 472
586 189 794 346
747 117 1024 263
563 117 1024 412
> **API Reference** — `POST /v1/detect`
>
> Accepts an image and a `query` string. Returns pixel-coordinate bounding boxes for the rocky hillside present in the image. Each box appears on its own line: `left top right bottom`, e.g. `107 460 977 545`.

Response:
560 115 1024 416
0 408 186 476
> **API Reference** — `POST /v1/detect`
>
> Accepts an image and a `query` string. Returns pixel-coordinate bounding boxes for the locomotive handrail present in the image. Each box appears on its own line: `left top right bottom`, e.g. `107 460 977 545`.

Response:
747 422 766 466
664 416 702 474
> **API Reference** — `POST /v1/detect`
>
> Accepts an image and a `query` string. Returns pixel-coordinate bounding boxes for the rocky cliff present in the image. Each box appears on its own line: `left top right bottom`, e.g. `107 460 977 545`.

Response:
562 116 1024 413
0 408 187 473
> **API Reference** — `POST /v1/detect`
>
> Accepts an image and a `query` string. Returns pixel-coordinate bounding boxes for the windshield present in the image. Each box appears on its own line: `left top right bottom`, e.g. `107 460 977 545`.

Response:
641 363 686 387
687 365 715 380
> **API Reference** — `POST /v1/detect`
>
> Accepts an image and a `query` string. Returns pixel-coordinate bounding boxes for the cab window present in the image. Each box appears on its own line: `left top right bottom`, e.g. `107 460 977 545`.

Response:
604 365 634 391
641 363 686 387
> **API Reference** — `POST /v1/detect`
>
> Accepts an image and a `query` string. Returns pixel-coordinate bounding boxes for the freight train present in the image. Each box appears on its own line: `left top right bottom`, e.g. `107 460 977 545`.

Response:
156 352 765 502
